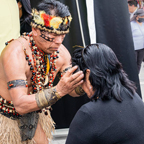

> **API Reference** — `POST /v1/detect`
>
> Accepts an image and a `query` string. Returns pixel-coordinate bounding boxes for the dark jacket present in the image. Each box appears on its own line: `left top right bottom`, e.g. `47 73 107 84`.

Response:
66 92 144 144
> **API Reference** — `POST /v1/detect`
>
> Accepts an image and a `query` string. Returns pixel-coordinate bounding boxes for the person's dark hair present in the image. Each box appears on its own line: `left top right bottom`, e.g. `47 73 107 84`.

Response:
128 1 138 7
17 0 32 34
72 44 136 102
20 0 32 23
36 0 71 17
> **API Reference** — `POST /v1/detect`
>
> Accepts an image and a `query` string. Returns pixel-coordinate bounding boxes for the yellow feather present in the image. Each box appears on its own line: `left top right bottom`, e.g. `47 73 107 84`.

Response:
44 56 50 86
46 56 50 75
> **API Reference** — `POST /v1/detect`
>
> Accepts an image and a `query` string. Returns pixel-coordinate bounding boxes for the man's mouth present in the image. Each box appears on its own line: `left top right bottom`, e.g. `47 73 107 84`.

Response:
50 47 58 50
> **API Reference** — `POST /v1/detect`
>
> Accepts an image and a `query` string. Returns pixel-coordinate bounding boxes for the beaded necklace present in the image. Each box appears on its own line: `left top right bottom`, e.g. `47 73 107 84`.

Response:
24 33 59 114
23 33 59 114
23 33 59 94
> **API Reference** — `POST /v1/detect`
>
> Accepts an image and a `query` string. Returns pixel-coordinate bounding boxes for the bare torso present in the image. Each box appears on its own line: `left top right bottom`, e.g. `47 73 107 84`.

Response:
0 36 71 101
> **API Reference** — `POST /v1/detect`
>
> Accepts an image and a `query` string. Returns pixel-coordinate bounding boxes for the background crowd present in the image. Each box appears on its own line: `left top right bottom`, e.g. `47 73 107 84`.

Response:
128 0 144 74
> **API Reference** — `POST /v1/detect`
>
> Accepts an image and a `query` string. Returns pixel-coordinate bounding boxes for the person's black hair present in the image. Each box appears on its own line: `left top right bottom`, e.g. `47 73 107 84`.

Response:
36 0 71 17
17 0 32 34
128 1 138 7
72 44 136 102
20 0 32 23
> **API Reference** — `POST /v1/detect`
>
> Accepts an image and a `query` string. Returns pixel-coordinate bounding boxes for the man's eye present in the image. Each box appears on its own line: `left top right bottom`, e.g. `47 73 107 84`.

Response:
49 37 55 39
40 34 54 42
49 38 54 42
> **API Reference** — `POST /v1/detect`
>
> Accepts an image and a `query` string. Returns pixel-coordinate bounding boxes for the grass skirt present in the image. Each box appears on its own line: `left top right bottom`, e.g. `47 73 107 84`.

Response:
0 111 55 144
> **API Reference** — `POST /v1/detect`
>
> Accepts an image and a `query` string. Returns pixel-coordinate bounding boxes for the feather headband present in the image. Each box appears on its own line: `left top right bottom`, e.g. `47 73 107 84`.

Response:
31 9 72 34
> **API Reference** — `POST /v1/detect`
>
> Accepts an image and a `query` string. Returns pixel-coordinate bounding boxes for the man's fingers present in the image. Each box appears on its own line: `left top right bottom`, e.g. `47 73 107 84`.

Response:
64 66 78 77
69 80 84 92
74 80 84 88
69 71 84 83
70 73 84 85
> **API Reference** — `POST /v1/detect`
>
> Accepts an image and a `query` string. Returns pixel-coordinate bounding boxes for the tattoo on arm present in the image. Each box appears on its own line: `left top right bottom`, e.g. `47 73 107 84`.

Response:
7 80 28 90
35 86 61 109
75 85 85 96
57 67 72 78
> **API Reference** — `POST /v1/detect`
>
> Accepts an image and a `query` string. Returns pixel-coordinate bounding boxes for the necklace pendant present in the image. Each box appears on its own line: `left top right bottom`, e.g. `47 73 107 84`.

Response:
44 75 49 86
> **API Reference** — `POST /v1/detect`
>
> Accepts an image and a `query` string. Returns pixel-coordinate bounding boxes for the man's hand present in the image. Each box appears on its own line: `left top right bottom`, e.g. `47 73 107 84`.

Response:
56 66 84 97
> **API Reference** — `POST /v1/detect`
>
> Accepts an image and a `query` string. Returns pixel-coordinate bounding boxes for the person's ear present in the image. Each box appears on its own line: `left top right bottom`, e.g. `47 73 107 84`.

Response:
18 1 22 9
32 27 38 36
85 69 94 91
85 69 91 84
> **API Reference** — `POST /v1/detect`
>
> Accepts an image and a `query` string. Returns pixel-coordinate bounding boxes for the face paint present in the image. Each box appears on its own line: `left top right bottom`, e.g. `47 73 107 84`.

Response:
40 31 54 42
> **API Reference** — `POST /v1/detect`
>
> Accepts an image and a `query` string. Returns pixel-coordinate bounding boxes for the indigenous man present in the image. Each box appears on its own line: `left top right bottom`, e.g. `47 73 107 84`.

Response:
0 0 84 143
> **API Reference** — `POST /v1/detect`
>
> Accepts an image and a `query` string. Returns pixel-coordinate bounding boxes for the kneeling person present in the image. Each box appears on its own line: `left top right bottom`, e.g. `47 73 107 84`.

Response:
66 44 144 144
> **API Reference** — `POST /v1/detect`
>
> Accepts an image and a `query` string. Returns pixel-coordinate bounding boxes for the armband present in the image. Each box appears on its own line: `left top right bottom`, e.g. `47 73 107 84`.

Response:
35 86 61 109
7 80 28 90
57 67 72 78
75 85 85 96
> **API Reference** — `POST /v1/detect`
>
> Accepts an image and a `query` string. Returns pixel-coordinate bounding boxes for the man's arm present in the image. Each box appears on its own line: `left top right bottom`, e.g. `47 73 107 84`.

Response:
59 45 85 97
2 41 84 115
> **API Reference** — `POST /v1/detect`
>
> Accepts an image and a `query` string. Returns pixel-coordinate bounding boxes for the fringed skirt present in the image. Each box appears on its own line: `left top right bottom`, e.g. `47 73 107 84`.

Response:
0 111 55 144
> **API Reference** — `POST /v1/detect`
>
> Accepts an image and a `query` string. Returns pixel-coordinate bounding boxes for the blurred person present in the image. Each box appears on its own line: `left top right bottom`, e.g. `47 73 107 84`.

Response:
0 0 20 54
0 0 84 143
128 0 138 21
66 43 144 144
131 9 144 73
17 0 32 34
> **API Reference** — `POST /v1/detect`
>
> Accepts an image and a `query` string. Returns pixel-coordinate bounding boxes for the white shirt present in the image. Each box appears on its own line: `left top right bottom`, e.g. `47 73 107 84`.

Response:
131 21 144 50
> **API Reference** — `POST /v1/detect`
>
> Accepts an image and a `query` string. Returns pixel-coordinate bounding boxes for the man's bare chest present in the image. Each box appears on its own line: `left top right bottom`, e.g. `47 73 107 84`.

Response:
24 50 63 92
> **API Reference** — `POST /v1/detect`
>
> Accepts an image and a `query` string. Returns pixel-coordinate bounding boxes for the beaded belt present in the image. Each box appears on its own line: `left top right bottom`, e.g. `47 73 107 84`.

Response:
0 96 21 120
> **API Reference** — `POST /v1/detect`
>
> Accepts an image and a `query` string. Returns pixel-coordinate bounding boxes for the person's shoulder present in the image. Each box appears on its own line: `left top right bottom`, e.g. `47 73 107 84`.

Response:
58 44 71 62
78 100 100 114
1 37 28 61
71 101 102 125
59 44 71 56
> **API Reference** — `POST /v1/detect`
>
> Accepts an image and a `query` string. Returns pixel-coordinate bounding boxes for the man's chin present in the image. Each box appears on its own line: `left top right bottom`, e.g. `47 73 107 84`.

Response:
51 47 59 51
45 49 57 54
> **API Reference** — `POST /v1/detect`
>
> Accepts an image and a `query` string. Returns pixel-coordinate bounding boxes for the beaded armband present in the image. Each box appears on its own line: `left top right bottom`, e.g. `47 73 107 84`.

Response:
75 85 85 96
7 80 28 90
35 86 61 109
57 67 71 78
